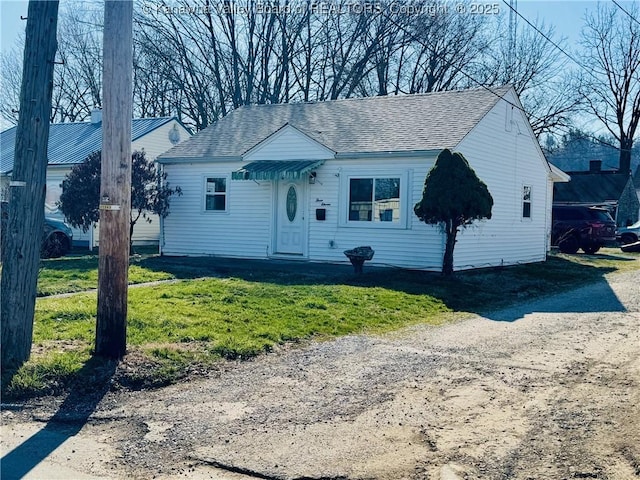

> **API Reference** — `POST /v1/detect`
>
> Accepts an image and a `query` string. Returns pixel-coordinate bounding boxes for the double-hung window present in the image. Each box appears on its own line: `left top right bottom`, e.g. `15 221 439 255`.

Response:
204 177 227 211
347 176 402 225
522 185 532 219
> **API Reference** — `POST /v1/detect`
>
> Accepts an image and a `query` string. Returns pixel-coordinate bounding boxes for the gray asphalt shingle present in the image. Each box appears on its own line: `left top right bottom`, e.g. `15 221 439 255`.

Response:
158 86 512 161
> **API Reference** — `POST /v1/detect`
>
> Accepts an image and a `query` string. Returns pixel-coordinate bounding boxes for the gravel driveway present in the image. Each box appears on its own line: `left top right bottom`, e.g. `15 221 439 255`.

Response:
2 269 639 480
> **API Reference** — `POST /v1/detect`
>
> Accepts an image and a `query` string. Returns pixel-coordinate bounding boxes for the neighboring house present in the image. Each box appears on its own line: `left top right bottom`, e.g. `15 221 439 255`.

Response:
0 111 191 247
553 161 640 227
635 165 640 218
157 86 565 271
546 134 640 175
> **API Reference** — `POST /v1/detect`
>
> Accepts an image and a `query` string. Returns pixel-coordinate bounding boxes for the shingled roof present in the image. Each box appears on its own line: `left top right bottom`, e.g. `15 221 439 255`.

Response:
553 171 633 204
158 86 513 161
1 116 180 175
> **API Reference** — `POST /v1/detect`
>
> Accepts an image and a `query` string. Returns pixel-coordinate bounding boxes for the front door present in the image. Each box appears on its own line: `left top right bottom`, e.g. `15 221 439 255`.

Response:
275 181 306 255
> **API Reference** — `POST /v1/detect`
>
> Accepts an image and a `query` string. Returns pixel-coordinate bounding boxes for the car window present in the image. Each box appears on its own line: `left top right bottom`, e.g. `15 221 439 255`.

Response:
554 208 580 221
553 209 567 221
625 220 640 229
587 209 613 222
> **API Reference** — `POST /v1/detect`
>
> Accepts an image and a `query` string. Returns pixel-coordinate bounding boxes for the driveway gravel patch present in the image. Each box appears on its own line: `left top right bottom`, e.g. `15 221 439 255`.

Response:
2 269 639 480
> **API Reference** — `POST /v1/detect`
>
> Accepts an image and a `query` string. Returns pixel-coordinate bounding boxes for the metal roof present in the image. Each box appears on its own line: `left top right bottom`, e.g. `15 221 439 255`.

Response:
553 171 634 204
158 86 513 162
1 117 178 175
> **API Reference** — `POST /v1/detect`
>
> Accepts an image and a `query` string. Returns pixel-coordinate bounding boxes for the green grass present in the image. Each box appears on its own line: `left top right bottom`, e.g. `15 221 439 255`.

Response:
3 248 638 399
33 277 452 354
5 348 91 398
36 253 175 296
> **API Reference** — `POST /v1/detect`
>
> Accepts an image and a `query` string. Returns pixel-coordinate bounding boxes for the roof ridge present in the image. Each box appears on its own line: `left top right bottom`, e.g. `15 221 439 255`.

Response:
566 170 626 175
157 86 516 162
1 116 176 134
237 85 512 110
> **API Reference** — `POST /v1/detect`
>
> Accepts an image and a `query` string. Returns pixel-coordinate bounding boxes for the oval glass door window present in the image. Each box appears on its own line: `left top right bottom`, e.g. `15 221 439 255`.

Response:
286 186 297 222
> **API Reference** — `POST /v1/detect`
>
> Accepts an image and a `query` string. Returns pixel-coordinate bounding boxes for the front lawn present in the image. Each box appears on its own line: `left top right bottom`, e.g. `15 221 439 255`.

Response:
3 249 638 399
36 250 174 296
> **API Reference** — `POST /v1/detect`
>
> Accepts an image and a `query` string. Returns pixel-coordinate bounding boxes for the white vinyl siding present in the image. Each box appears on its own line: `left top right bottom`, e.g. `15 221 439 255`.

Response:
131 120 190 161
453 90 550 269
162 162 273 258
304 158 444 269
163 156 445 270
44 121 190 248
244 125 334 161
161 91 550 271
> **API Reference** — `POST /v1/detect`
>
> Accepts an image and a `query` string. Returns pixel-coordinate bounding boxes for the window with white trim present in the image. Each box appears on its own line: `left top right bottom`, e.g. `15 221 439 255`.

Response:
522 185 532 218
204 177 227 211
348 177 401 224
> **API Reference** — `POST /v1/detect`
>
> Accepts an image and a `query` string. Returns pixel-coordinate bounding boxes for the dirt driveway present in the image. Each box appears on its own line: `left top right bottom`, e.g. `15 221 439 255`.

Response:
2 269 639 480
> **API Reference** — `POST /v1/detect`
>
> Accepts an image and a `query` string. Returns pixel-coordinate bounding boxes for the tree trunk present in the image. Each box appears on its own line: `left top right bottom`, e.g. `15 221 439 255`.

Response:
129 217 136 255
442 220 459 276
95 0 133 359
619 137 633 174
0 1 59 373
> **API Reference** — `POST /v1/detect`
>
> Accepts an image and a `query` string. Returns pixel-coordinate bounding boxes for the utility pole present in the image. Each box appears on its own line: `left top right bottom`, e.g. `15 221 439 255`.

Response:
508 0 518 69
1 1 59 372
95 0 133 359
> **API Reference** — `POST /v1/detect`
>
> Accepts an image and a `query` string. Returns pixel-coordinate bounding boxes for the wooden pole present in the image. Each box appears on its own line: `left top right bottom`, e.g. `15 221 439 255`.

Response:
95 0 133 359
0 1 59 372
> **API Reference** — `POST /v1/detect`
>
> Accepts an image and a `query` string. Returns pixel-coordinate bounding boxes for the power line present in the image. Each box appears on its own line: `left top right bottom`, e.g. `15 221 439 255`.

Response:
498 0 635 153
500 0 593 79
376 8 528 113
376 5 624 153
612 0 640 27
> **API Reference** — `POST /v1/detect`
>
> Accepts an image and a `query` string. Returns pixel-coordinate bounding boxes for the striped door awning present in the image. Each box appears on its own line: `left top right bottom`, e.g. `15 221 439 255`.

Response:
231 160 325 181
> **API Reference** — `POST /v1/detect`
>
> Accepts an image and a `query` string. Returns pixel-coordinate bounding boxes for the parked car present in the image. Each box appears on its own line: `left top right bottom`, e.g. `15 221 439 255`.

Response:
616 220 640 245
551 205 617 254
1 201 73 258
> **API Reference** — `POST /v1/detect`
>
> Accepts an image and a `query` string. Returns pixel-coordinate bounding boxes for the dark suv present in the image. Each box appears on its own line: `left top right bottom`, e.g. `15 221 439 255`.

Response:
551 205 616 254
1 201 73 258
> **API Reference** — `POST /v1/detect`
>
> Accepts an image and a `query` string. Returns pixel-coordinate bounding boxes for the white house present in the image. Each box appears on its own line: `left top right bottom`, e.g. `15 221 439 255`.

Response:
0 112 191 247
157 86 566 271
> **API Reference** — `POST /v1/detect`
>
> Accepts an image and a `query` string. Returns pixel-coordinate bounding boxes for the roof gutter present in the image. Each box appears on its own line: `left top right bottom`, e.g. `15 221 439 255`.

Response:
156 155 244 165
158 149 443 164
334 149 442 160
548 162 571 183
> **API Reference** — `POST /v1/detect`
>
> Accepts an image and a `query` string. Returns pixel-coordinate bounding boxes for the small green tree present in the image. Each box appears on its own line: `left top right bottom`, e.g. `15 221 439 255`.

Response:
414 149 493 275
59 150 181 249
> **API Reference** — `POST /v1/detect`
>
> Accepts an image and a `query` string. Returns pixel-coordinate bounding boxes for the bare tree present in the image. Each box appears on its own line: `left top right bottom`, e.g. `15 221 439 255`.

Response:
0 47 23 126
133 46 178 118
366 7 412 96
0 0 576 137
474 16 582 137
135 1 228 129
322 5 385 100
405 6 490 94
52 3 104 121
578 2 640 173
0 2 103 127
